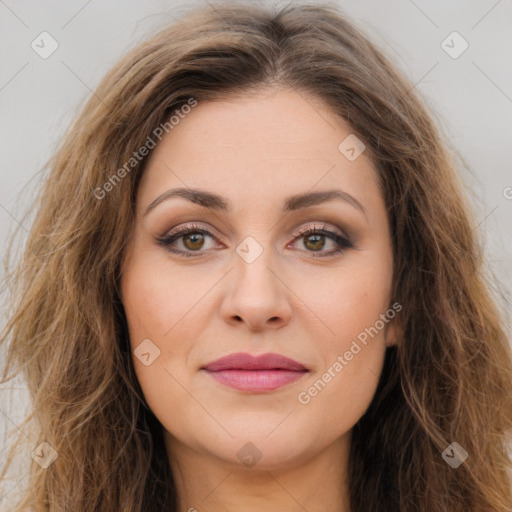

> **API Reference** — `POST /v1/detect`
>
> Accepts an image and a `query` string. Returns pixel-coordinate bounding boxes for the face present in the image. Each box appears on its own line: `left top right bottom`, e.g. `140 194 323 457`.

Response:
120 87 398 472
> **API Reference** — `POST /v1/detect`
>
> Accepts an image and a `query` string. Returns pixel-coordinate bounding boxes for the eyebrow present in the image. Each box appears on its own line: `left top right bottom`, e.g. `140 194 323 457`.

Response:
143 187 367 217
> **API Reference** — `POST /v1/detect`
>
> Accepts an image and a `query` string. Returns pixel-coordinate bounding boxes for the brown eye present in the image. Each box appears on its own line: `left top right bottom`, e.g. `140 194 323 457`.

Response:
302 233 326 252
291 225 354 258
182 232 206 251
156 224 217 258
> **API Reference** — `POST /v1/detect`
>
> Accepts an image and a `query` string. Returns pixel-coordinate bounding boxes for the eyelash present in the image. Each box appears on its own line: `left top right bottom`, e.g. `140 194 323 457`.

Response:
156 223 354 259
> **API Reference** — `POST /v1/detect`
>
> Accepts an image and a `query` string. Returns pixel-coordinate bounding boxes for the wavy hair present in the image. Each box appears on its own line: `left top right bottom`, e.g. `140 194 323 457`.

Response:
1 2 511 510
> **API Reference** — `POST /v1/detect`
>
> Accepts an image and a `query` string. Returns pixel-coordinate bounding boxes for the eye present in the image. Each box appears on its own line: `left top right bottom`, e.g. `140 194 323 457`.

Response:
156 223 219 258
290 223 354 258
156 222 354 258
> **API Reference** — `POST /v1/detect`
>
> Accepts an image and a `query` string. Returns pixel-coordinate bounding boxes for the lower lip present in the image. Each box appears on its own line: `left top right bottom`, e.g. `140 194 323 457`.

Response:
203 369 308 392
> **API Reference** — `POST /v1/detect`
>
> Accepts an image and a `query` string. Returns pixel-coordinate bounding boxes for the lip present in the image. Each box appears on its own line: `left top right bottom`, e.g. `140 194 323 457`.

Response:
201 352 309 392
202 352 307 371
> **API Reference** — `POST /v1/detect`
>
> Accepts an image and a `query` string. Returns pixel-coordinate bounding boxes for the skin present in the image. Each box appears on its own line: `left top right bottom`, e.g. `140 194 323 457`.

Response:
120 87 399 512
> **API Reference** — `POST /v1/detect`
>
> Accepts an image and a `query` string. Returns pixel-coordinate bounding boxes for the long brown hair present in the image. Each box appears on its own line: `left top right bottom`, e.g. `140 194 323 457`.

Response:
1 2 511 510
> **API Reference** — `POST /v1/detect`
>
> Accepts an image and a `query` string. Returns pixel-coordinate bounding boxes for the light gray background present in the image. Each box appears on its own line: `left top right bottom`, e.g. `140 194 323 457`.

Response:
1 0 511 506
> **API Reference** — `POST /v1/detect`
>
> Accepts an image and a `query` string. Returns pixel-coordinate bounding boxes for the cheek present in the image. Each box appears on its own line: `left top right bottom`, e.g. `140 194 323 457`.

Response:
300 254 392 344
293 257 392 424
294 300 389 442
120 260 201 434
121 252 208 343
120 253 219 404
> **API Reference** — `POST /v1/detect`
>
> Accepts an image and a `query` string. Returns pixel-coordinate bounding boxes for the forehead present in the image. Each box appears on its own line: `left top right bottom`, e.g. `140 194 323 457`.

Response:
138 88 381 215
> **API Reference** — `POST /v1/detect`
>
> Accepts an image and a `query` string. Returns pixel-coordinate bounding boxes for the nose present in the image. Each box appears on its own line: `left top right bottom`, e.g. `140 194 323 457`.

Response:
220 249 292 332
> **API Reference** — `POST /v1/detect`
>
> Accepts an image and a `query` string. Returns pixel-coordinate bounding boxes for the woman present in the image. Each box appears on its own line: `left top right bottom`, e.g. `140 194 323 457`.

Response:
1 2 511 511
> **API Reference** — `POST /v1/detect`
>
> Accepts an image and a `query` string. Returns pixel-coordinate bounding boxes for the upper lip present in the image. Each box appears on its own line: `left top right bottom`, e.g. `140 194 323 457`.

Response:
202 352 307 371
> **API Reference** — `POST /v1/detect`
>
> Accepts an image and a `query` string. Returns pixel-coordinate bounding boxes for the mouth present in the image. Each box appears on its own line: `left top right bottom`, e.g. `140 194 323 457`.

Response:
201 352 309 392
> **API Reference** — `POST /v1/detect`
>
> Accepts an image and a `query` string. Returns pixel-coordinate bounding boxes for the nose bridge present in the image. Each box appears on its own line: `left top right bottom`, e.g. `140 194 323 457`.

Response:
233 234 280 299
220 233 292 330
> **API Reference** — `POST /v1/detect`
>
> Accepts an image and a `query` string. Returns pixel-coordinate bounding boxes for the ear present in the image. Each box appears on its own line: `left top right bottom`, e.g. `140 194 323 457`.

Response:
384 314 403 348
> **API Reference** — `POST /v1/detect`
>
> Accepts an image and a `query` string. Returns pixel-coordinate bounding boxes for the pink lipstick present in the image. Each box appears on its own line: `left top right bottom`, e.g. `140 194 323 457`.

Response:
201 352 308 392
